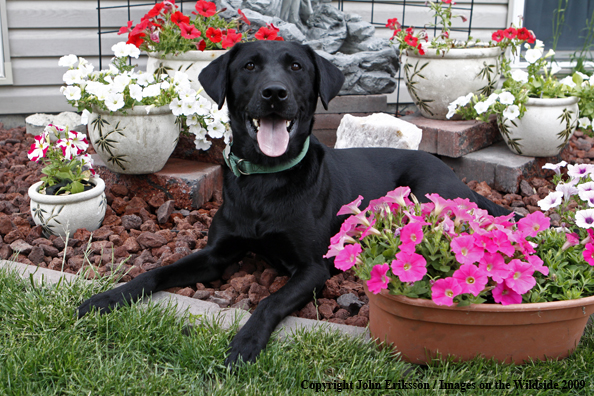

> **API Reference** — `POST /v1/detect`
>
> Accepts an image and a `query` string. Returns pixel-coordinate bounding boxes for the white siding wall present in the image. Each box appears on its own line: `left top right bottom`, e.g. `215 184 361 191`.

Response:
0 0 510 115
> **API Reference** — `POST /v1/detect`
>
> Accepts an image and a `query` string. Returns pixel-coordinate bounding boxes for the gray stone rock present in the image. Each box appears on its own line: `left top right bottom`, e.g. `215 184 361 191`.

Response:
26 112 86 139
121 214 143 230
10 239 33 255
156 200 176 224
336 292 364 314
335 113 422 150
304 4 347 54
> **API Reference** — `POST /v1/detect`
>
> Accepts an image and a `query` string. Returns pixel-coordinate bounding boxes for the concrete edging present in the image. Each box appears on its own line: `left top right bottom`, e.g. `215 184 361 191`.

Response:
0 260 370 342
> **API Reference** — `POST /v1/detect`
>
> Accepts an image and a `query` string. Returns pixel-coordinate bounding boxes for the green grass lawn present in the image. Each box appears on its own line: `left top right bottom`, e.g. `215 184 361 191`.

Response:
1 266 593 396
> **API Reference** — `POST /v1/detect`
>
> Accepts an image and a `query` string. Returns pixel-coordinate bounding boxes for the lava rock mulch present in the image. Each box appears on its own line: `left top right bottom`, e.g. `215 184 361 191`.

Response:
0 124 589 327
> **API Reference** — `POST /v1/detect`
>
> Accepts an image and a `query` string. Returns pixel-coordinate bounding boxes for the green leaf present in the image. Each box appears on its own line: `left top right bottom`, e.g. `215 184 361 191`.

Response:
69 181 84 194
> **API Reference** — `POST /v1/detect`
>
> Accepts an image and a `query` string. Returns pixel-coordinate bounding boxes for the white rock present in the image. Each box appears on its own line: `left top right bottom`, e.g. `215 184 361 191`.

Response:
26 111 86 140
334 113 422 150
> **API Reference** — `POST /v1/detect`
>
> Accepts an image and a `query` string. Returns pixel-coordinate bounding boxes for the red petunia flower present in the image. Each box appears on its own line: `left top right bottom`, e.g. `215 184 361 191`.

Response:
206 27 222 43
195 0 217 18
406 26 414 35
180 22 201 39
390 28 401 39
404 34 418 47
147 3 165 18
386 18 400 30
503 27 517 39
171 11 189 27
127 32 145 48
221 29 242 49
238 9 251 25
417 43 425 55
255 26 278 41
492 30 504 42
118 21 133 35
196 39 207 51
516 27 535 43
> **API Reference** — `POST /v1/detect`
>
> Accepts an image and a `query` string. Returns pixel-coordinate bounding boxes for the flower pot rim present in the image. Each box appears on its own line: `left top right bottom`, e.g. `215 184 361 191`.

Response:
91 105 172 116
147 49 228 61
525 96 579 106
373 286 594 313
28 177 105 205
404 46 502 59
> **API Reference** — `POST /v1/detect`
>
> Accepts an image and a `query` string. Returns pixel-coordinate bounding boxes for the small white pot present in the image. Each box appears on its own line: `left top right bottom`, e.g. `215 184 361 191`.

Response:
146 50 227 100
29 177 107 237
87 105 179 174
498 96 579 157
403 47 502 120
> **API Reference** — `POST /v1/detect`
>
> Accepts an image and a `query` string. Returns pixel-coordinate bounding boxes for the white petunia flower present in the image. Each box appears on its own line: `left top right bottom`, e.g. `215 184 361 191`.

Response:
579 117 591 129
105 92 125 111
474 101 490 115
189 124 208 138
567 163 594 179
80 109 91 125
550 62 561 75
498 91 515 105
59 54 78 68
484 93 499 107
556 182 579 201
510 69 529 83
127 44 140 59
186 114 200 126
537 191 563 211
524 48 544 64
169 98 184 116
544 49 555 58
446 104 457 119
575 209 594 229
63 86 82 101
207 122 226 139
542 161 567 175
142 84 161 97
559 76 576 88
63 69 84 85
112 74 131 93
194 137 212 151
136 73 155 87
111 42 130 58
129 84 144 102
502 104 520 121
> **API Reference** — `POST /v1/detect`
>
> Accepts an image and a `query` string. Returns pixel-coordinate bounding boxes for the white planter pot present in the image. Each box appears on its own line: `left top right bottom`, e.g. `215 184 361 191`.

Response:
498 96 579 157
29 177 107 237
146 50 227 101
403 47 502 120
87 106 179 174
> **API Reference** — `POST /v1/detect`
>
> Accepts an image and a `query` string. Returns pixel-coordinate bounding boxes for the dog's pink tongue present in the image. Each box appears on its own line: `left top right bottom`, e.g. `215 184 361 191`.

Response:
257 118 290 157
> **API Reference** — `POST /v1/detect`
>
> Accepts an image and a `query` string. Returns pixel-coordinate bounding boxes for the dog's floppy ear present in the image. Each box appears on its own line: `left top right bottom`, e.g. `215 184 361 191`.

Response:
198 49 233 109
306 46 345 110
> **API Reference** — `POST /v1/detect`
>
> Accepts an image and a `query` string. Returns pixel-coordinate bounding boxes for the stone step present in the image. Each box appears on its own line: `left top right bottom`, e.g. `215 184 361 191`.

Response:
92 154 223 210
402 114 501 158
440 141 563 194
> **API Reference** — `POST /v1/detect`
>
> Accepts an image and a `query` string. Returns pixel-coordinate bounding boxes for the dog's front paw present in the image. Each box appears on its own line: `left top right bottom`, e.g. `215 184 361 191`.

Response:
77 290 125 318
225 329 268 367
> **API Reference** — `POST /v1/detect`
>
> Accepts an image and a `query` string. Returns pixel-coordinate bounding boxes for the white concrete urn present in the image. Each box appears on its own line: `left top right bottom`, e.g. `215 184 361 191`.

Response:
498 96 579 157
146 50 227 101
29 177 107 237
88 105 179 174
403 47 502 120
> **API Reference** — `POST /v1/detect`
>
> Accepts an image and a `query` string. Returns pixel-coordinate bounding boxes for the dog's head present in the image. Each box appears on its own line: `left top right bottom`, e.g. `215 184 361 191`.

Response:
199 41 344 162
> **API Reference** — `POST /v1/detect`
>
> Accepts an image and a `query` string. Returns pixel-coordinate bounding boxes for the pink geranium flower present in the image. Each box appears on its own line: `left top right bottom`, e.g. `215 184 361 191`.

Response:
517 211 550 237
391 251 427 282
333 243 362 271
451 234 484 265
505 259 536 295
367 263 390 294
452 264 488 296
431 278 462 306
492 282 522 305
478 252 511 283
583 243 594 266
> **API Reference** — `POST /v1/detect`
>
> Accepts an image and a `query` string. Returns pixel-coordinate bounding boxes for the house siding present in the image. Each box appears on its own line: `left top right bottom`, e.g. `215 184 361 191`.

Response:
0 0 511 115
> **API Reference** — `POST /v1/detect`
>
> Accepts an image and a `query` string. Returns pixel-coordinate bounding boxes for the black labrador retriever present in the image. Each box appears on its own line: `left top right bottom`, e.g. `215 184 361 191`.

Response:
78 41 514 365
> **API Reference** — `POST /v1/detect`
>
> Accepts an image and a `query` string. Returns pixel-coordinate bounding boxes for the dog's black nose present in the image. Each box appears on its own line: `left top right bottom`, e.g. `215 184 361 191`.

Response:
262 85 288 102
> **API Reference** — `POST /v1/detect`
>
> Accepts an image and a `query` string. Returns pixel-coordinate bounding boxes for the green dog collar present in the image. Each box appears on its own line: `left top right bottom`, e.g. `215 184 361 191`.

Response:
223 137 310 177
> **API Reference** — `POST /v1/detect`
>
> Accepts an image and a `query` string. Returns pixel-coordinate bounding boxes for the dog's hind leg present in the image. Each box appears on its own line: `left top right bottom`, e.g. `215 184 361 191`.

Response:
77 239 245 318
225 263 330 365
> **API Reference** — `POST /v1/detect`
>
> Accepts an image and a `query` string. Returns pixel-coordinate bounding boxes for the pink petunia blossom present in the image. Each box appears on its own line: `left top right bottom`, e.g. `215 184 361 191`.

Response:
451 234 485 265
431 277 462 306
478 252 511 283
360 218 381 238
526 254 549 275
385 186 412 207
391 251 427 282
333 243 362 271
562 232 580 251
367 263 391 294
473 232 498 254
517 211 550 238
337 195 363 216
505 259 536 295
489 229 515 257
400 222 424 249
492 282 522 305
452 264 488 296
583 243 594 266
425 193 452 217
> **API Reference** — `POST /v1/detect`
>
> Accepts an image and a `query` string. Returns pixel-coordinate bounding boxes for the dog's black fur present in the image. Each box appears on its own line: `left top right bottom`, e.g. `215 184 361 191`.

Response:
77 41 514 365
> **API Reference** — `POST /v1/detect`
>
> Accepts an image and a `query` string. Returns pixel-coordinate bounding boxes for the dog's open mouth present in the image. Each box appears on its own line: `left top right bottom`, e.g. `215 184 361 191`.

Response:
249 117 296 157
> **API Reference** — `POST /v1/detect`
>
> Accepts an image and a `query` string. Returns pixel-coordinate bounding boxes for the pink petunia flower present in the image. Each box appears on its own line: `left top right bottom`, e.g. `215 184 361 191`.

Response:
391 251 427 282
385 186 411 208
367 263 391 294
505 259 536 295
451 234 485 265
526 254 549 275
562 232 580 251
337 195 364 216
334 243 362 271
425 193 452 217
431 277 462 306
478 252 511 283
400 222 424 248
489 229 515 256
473 232 498 254
517 211 550 238
452 264 488 296
583 243 594 266
492 282 522 305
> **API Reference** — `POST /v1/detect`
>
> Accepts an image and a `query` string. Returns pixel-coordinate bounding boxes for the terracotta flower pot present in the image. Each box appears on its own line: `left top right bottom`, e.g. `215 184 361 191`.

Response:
365 285 594 365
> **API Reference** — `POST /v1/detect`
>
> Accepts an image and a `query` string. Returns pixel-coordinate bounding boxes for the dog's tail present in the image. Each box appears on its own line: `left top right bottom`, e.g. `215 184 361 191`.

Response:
472 191 523 222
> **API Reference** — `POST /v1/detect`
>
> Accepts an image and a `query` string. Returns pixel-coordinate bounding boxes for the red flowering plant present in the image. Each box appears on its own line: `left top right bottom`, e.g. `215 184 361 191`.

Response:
324 186 594 306
119 0 282 55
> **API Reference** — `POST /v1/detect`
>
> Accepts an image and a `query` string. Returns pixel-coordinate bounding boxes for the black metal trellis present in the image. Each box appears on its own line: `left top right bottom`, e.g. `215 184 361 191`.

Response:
97 0 482 111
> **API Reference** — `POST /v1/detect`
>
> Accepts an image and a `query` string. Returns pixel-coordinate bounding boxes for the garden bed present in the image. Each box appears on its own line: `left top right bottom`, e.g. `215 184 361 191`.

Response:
0 124 588 327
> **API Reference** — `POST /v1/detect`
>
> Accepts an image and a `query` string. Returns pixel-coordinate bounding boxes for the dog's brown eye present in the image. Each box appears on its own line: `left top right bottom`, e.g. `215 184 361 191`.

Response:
291 63 301 71
245 62 255 71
